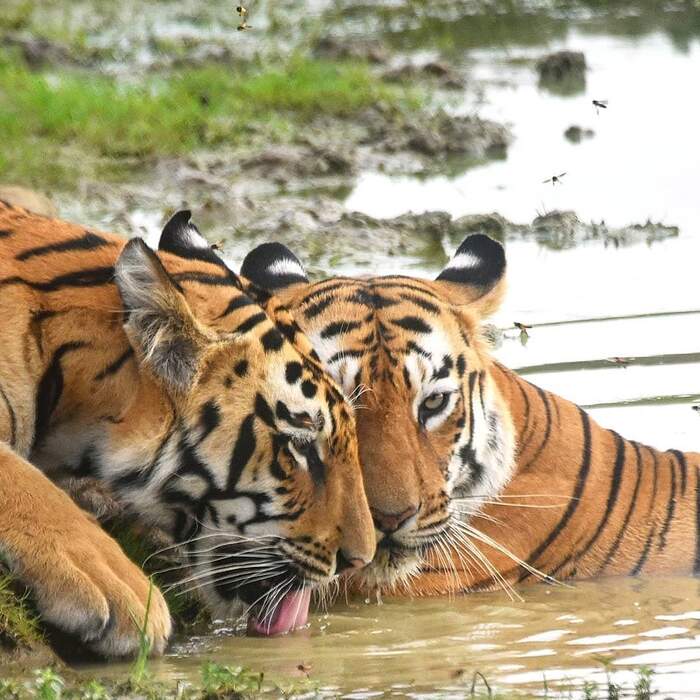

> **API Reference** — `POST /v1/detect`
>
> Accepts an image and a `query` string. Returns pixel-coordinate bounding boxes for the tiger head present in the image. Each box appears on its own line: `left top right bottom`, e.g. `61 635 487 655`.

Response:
240 235 516 591
110 212 374 631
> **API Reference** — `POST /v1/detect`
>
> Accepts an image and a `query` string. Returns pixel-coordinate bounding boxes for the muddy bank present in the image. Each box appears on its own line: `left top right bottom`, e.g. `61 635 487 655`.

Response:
41 164 678 274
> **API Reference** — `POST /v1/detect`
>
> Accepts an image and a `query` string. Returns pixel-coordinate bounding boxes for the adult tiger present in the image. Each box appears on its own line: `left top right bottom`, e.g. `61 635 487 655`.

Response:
241 235 700 595
0 202 374 657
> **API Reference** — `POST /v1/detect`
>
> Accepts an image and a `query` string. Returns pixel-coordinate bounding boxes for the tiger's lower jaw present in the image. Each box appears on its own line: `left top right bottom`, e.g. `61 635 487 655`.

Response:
351 547 424 593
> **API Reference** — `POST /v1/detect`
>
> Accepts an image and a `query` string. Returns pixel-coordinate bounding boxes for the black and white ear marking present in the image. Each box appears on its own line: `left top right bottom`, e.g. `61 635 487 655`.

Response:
158 210 225 267
240 242 309 292
436 234 505 294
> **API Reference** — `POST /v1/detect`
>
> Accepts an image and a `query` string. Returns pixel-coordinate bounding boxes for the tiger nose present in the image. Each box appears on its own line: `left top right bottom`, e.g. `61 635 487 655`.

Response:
335 550 371 573
371 504 420 534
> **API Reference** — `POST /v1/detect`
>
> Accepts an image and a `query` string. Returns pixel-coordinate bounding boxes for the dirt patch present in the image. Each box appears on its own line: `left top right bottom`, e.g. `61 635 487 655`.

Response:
382 60 466 90
564 125 595 143
0 185 58 217
536 50 586 95
313 35 390 64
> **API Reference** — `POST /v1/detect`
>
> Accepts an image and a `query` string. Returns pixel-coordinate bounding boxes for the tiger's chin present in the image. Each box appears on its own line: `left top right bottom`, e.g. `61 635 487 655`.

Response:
351 547 424 593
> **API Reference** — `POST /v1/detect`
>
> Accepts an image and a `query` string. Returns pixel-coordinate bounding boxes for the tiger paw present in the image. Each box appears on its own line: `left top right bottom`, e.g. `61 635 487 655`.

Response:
6 505 172 658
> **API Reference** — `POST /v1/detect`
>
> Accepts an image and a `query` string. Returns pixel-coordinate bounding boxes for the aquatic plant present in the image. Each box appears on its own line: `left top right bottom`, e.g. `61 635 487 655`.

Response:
200 662 264 697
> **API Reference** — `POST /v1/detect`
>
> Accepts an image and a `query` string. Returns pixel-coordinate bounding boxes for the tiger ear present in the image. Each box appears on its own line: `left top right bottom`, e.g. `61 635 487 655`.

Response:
433 234 506 316
158 209 226 267
115 238 211 392
240 242 309 293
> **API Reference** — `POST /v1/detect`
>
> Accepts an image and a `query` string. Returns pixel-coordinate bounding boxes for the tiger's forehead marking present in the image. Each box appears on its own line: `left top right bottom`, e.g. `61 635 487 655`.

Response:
298 277 463 392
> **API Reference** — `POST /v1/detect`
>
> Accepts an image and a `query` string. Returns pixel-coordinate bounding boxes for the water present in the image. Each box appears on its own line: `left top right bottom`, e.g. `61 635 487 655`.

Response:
85 578 700 696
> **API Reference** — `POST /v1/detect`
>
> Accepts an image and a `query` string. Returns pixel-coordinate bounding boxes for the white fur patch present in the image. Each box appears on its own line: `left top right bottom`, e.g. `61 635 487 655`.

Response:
182 224 210 249
445 251 482 272
268 258 306 278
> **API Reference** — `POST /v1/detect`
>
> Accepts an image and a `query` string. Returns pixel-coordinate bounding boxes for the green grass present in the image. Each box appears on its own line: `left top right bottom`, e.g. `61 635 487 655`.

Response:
0 663 668 699
0 50 420 187
128 578 154 685
0 575 43 650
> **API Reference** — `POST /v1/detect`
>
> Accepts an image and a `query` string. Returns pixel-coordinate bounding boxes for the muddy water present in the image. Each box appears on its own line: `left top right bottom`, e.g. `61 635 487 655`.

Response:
79 578 700 696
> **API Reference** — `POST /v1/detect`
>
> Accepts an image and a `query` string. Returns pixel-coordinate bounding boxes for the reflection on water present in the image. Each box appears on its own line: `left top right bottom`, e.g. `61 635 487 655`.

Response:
347 31 700 233
85 578 700 696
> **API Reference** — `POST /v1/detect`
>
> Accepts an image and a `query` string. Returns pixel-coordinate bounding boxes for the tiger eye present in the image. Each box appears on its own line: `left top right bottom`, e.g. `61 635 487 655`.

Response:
423 393 447 411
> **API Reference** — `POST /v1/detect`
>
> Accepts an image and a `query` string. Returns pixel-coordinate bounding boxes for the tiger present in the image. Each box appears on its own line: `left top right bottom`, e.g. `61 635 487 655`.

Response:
240 234 700 595
0 201 374 658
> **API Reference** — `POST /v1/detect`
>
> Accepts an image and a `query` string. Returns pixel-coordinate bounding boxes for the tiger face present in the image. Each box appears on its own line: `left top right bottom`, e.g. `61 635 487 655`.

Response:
109 213 375 630
241 235 516 590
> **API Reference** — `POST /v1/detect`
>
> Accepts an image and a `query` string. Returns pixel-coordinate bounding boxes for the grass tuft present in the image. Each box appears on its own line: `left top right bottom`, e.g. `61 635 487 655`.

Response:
0 50 420 187
200 662 264 698
0 575 43 650
128 578 154 686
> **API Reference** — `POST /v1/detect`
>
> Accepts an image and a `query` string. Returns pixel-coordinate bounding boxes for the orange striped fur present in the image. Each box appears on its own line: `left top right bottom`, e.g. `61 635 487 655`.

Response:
0 202 373 655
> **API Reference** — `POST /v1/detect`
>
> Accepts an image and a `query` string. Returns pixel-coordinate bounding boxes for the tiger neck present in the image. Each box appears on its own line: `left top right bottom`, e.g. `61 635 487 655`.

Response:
418 362 700 595
29 299 177 515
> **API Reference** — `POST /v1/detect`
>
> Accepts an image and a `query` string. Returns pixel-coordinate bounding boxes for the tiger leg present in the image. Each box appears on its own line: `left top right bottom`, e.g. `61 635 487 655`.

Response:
0 443 172 657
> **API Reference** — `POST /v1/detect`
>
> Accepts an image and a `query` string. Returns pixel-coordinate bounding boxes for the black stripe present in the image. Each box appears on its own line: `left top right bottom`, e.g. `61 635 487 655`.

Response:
514 377 533 453
226 413 256 493
669 449 688 497
646 445 659 516
398 293 440 314
216 294 255 319
171 271 238 287
466 371 478 443
300 281 352 307
34 341 89 445
93 348 134 381
303 296 334 320
235 312 267 335
321 320 362 339
16 231 111 261
391 315 432 334
0 266 114 292
519 408 592 580
522 385 552 470
327 348 365 364
0 384 17 447
599 439 643 572
0 229 14 238
550 431 626 578
657 452 677 550
631 525 656 576
374 280 441 300
404 340 431 359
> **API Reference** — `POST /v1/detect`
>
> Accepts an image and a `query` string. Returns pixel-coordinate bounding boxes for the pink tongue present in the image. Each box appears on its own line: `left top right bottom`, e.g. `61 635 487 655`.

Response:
248 589 311 636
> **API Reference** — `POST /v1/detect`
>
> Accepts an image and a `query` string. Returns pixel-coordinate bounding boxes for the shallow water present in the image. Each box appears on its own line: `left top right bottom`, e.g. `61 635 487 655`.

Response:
81 578 700 696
